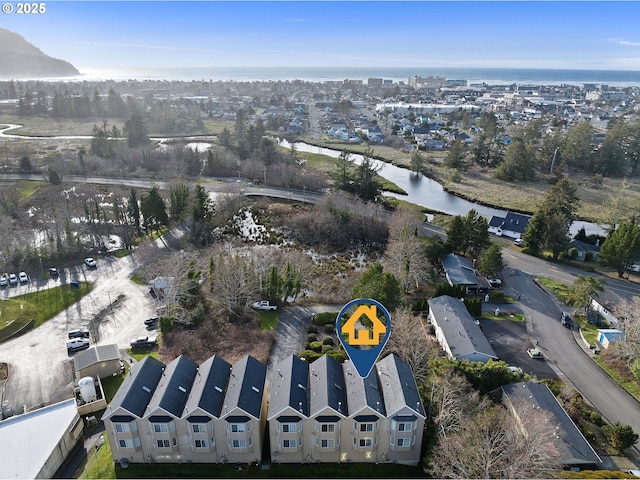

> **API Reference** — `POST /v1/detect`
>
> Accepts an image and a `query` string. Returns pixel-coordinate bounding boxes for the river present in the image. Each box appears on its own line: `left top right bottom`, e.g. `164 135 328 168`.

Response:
278 139 606 237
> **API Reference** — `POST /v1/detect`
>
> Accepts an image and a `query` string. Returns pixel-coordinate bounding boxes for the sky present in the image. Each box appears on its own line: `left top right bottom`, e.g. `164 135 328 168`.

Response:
4 1 640 72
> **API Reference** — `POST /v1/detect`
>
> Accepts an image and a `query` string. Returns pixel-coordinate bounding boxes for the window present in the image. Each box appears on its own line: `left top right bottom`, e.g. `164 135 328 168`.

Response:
249 437 253 447
153 424 168 433
194 439 208 448
115 423 130 433
359 438 373 447
192 424 206 433
172 437 177 447
134 437 141 447
283 439 296 448
359 423 373 432
232 439 246 449
157 439 170 448
321 439 334 448
118 439 133 448
321 424 335 433
231 423 245 433
210 437 216 447
397 438 411 447
169 421 175 432
398 422 413 432
282 423 296 433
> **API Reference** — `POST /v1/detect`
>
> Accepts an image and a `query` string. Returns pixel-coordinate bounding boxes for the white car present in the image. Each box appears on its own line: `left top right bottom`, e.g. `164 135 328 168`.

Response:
0 274 7 287
84 257 97 268
488 278 502 289
66 338 90 352
252 300 277 311
514 238 524 246
8 273 18 286
18 271 28 284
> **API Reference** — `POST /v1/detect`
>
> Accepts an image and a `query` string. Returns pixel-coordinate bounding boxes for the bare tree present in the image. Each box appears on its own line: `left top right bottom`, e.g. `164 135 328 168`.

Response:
430 398 559 478
383 308 436 384
612 297 640 368
382 206 431 292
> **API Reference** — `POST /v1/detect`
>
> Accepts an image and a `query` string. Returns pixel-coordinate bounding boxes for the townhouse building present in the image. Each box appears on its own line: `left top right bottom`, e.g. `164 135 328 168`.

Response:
267 354 425 466
102 354 266 465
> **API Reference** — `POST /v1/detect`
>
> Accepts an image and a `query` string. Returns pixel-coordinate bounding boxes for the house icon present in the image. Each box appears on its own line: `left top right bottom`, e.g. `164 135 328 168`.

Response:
341 304 387 347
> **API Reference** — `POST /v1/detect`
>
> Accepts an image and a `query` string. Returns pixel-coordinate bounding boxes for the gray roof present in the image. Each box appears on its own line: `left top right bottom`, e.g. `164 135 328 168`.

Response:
309 355 347 417
568 239 600 253
376 354 425 418
442 254 480 286
342 359 385 417
73 344 120 372
223 355 266 420
502 212 531 234
184 355 232 418
502 382 601 467
428 295 498 361
268 355 309 419
104 356 165 419
146 355 199 418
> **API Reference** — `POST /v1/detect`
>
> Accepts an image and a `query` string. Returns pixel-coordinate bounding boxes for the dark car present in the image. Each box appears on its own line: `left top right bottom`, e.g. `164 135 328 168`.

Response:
49 267 59 278
561 312 573 328
68 328 90 339
130 336 157 349
144 315 159 328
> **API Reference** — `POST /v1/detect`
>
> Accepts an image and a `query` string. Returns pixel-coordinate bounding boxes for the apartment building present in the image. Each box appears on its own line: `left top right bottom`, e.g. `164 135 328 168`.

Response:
267 354 425 466
102 354 267 465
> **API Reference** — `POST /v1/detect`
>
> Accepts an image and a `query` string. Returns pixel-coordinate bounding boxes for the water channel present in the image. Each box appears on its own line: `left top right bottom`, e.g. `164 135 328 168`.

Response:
278 139 606 237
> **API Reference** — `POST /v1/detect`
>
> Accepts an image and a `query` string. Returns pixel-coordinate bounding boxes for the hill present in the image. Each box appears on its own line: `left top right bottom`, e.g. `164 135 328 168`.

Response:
0 28 79 79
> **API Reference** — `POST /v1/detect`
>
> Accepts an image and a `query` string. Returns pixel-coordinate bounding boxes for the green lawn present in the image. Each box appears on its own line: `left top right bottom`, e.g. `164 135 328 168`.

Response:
536 276 571 304
129 273 146 286
482 312 526 322
594 357 640 400
0 282 92 342
258 310 279 330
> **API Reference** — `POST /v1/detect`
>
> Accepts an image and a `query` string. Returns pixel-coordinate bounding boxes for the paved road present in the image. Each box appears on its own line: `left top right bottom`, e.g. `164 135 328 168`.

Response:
505 266 640 440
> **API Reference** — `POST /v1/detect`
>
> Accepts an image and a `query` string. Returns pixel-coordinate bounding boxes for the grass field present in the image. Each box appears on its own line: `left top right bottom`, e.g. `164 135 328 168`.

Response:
257 310 279 330
536 276 571 304
0 282 92 343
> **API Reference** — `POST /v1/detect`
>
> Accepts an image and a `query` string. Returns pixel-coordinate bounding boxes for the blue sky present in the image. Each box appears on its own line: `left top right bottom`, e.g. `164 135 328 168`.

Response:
5 1 640 71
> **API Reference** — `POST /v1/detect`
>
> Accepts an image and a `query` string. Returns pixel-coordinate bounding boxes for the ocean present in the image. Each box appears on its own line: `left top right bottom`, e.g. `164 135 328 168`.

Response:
71 66 640 86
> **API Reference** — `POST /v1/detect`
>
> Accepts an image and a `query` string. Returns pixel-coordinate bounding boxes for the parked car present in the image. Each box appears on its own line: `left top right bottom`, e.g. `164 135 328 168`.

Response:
8 273 18 286
514 238 524 246
527 347 543 359
68 328 90 339
67 338 90 353
144 315 159 328
561 312 573 328
18 271 28 284
130 336 157 349
252 300 277 311
488 278 502 289
113 359 126 376
84 257 97 268
0 274 7 287
49 267 59 278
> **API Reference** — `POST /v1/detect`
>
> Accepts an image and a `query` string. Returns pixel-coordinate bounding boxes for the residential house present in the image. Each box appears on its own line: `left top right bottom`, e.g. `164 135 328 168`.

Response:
567 239 600 261
590 290 621 328
428 295 498 363
267 354 424 466
102 354 267 465
487 212 531 240
502 382 601 470
441 253 489 294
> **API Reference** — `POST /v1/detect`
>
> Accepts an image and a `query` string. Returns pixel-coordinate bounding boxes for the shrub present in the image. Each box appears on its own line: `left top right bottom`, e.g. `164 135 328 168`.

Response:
307 325 318 334
313 312 337 326
327 349 348 362
568 247 578 259
323 324 335 334
412 298 430 313
321 345 334 353
307 333 318 342
322 336 334 346
590 411 604 427
299 350 322 363
489 290 507 303
304 342 311 350
310 341 323 352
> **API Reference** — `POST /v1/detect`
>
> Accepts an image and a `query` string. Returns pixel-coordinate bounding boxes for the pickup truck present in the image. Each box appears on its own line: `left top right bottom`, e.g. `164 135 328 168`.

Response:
252 300 277 311
130 336 157 349
67 338 90 352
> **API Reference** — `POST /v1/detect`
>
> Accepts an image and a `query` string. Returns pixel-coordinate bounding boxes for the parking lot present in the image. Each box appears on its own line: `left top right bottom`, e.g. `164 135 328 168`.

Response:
0 256 156 412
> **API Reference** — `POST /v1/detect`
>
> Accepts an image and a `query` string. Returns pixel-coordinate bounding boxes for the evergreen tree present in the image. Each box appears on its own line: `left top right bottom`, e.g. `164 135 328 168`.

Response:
140 185 168 232
478 243 503 277
352 262 401 312
444 138 468 169
334 150 354 192
410 149 425 173
123 113 149 148
191 184 215 245
128 188 141 236
354 147 382 201
599 222 640 277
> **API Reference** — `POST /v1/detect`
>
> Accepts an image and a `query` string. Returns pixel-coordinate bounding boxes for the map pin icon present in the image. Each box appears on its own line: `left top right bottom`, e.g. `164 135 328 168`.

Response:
336 298 392 378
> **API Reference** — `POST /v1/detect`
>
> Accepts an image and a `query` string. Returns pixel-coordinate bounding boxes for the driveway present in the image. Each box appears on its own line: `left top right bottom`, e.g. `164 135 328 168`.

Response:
267 304 341 379
0 255 156 412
